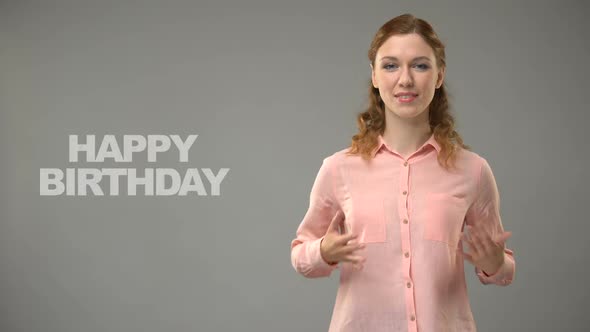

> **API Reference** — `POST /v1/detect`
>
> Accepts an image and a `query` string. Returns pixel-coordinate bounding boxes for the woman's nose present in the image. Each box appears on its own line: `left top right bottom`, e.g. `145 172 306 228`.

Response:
398 67 414 87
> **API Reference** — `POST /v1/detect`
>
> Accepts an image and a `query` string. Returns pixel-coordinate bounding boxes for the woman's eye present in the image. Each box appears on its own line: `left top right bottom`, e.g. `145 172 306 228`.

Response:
382 63 430 71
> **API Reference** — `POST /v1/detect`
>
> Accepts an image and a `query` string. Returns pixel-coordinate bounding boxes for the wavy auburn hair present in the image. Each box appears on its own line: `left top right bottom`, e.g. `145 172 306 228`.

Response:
346 13 470 170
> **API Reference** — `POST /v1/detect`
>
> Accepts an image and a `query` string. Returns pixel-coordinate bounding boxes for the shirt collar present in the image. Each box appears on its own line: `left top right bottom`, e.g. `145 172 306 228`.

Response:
371 133 441 157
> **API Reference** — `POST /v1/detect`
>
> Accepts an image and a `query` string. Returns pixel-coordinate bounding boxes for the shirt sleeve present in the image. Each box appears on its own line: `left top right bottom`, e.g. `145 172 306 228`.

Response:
465 157 516 286
290 156 341 278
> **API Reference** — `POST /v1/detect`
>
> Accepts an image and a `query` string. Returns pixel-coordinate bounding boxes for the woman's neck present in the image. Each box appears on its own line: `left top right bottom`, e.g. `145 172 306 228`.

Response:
382 110 432 158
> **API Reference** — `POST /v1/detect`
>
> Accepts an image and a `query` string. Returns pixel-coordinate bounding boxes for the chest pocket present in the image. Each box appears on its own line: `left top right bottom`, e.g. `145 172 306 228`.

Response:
424 192 469 248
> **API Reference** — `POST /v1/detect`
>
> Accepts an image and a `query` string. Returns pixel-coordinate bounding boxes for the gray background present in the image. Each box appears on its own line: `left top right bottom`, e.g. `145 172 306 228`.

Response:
1 0 589 331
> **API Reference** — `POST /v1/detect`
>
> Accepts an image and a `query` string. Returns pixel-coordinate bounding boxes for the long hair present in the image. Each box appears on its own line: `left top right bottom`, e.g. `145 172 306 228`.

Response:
347 13 470 170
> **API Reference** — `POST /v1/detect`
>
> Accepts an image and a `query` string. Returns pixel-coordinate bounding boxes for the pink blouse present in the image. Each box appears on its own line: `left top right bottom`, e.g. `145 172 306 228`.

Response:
290 133 515 332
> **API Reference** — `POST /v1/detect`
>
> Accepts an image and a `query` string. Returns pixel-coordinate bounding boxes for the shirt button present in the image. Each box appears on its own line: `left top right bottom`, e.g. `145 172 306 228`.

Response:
410 315 416 321
407 282 412 288
403 219 408 224
404 161 408 166
402 190 407 195
404 252 410 258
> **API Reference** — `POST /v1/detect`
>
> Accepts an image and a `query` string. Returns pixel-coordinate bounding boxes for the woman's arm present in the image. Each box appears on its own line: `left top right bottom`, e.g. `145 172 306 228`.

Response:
290 156 341 278
463 156 516 286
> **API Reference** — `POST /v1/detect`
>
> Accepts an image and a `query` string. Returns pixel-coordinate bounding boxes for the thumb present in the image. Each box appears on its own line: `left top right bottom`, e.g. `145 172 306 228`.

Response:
494 231 512 245
462 251 474 265
327 210 344 234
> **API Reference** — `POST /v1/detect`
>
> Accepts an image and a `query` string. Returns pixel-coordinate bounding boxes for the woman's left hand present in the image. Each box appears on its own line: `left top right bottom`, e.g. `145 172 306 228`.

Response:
461 223 512 276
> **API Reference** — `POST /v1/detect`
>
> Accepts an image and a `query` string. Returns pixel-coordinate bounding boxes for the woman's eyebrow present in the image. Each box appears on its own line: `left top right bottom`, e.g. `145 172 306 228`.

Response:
380 56 432 62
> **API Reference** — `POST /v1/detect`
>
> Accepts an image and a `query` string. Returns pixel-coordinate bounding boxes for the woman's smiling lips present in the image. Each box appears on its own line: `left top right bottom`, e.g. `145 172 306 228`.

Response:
394 92 418 103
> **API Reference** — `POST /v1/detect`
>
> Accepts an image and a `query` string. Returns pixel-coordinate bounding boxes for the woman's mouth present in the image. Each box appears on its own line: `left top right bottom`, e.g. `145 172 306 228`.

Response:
396 95 417 103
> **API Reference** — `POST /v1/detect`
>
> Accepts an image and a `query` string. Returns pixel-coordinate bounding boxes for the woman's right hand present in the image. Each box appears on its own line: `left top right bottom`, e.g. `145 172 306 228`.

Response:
320 210 367 270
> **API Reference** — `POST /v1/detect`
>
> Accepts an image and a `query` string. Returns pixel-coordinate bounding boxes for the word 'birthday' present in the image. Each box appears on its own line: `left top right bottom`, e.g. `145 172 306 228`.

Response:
40 135 230 196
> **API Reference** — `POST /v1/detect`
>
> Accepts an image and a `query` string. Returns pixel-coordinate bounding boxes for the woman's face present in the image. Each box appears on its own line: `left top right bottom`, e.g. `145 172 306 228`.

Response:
371 33 445 121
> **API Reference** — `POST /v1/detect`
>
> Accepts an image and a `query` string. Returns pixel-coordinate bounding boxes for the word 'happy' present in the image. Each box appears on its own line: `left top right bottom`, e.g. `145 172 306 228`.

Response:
40 135 230 196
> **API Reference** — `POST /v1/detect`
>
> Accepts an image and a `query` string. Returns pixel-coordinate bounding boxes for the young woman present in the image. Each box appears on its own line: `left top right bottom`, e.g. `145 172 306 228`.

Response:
290 13 515 332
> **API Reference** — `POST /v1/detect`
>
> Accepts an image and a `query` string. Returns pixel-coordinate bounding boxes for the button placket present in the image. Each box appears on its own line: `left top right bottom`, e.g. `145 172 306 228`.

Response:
398 158 417 332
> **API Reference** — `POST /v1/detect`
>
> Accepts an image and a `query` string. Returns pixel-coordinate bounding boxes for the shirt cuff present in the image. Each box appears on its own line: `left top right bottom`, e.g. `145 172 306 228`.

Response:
475 251 515 286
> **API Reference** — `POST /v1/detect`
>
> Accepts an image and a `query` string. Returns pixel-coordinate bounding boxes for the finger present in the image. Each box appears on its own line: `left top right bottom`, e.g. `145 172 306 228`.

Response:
463 234 481 258
345 239 364 248
352 262 365 271
342 242 366 253
467 225 484 253
343 256 366 265
472 222 497 246
472 226 495 252
494 231 512 245
327 210 344 233
335 233 358 246
339 246 365 258
342 254 366 264
461 230 473 246
462 225 475 242
460 232 472 248
461 234 477 257
475 224 496 255
462 251 475 265
338 211 347 234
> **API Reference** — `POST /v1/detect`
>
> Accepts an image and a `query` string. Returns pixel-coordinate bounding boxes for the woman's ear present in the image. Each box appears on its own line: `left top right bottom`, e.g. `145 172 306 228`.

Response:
436 66 446 89
370 63 377 89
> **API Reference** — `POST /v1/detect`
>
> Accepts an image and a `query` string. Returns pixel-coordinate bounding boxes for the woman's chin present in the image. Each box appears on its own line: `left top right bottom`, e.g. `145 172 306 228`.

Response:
387 108 428 120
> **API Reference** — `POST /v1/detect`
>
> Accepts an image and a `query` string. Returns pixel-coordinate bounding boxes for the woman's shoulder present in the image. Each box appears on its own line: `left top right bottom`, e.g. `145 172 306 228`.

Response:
456 146 484 162
323 146 359 163
454 146 493 174
317 148 345 165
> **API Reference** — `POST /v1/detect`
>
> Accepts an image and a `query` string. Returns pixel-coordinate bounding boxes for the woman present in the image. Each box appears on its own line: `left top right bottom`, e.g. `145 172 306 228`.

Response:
290 13 515 332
